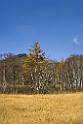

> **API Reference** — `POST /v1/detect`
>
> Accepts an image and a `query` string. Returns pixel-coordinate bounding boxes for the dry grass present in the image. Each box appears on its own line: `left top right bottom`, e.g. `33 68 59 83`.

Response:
0 92 83 124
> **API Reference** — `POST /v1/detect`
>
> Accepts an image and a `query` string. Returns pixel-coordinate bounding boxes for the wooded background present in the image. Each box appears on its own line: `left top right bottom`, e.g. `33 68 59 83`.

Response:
0 42 83 94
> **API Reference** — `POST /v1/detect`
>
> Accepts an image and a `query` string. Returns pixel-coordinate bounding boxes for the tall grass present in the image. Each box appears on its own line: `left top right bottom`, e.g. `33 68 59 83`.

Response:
0 92 83 124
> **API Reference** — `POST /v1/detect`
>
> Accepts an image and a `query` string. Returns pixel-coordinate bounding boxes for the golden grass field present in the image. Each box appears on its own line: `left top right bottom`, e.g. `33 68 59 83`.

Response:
0 92 83 124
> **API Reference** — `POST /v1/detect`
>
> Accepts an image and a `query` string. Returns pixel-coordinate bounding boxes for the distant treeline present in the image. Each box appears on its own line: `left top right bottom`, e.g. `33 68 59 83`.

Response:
0 42 83 94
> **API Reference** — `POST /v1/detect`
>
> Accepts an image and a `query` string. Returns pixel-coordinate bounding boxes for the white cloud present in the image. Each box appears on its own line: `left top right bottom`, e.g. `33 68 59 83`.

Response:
73 37 80 45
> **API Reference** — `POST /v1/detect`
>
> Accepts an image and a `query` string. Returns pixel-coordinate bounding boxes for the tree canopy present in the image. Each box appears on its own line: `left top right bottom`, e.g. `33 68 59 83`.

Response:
0 42 83 94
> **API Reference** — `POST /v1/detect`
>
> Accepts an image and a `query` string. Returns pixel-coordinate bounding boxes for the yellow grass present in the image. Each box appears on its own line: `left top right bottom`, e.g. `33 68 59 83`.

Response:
0 92 83 124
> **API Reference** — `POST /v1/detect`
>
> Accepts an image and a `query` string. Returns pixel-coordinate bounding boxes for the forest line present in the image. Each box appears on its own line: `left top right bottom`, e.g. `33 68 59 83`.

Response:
0 42 83 94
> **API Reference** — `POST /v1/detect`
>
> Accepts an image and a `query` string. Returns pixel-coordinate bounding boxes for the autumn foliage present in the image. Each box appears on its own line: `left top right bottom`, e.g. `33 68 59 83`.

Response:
0 42 83 94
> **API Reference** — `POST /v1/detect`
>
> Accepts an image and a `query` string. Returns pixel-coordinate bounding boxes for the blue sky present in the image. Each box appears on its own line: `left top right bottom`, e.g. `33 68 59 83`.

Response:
0 0 83 60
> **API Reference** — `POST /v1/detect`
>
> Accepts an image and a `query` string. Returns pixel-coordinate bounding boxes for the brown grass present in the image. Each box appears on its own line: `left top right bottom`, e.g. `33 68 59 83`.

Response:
0 92 83 124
